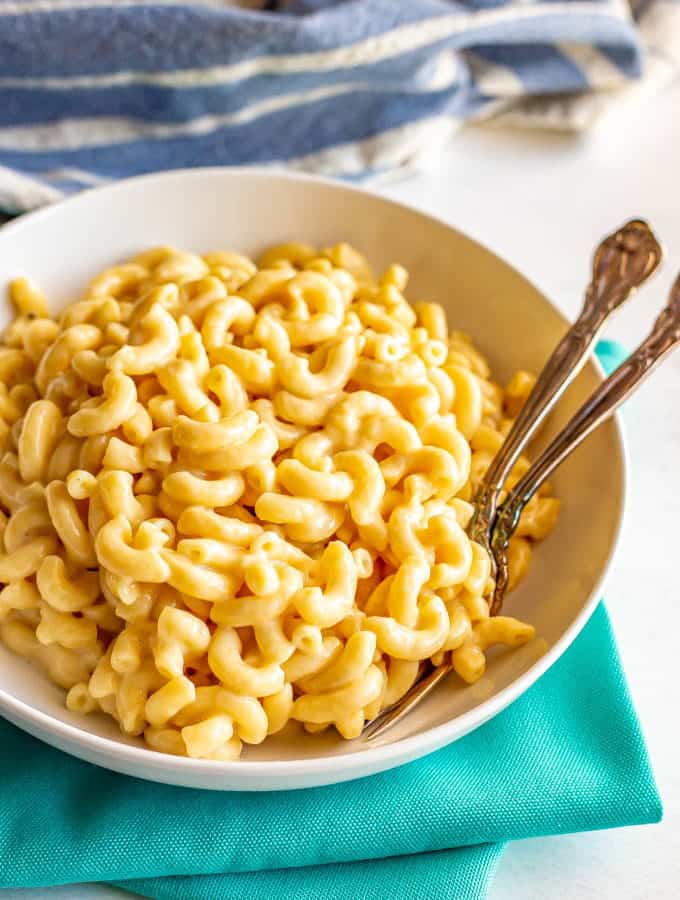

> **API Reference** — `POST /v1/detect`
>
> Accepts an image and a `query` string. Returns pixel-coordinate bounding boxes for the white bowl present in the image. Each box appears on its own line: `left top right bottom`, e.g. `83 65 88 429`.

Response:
0 168 626 791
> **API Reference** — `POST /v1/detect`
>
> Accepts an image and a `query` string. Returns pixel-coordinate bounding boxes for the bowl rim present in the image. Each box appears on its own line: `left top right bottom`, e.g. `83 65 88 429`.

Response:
0 165 629 782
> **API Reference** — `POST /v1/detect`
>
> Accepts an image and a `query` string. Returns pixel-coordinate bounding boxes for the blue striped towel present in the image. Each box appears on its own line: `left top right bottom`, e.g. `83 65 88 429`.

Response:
0 0 678 212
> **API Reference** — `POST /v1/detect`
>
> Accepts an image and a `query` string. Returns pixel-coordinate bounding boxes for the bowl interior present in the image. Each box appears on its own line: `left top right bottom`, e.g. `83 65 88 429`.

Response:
0 169 624 767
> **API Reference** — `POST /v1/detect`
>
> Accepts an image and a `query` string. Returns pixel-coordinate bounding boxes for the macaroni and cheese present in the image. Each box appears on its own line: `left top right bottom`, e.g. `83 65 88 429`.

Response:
0 242 558 759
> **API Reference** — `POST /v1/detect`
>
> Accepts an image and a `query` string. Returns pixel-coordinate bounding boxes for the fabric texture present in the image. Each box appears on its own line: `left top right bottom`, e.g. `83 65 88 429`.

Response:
0 344 662 899
1 0 679 212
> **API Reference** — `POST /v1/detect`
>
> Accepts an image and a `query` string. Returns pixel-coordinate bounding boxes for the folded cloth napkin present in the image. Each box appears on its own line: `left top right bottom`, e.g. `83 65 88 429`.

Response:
1 0 680 212
0 343 661 900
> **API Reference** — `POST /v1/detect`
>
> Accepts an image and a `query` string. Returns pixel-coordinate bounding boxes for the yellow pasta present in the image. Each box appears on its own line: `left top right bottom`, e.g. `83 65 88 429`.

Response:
0 242 559 759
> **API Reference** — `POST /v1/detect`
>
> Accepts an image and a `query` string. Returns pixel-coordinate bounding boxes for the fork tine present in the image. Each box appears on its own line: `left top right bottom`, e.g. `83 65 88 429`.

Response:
489 521 512 616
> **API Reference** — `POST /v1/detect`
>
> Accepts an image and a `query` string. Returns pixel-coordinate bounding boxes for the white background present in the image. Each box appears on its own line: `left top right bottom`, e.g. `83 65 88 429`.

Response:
2 77 679 900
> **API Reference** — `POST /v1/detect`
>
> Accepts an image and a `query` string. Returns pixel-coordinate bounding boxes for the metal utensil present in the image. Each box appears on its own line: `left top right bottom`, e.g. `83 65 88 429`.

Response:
490 272 680 612
363 220 663 740
467 219 662 582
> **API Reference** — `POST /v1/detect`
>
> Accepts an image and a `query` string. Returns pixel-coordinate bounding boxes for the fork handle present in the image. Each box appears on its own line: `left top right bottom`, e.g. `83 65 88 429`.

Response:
361 663 452 740
471 220 662 534
491 274 680 611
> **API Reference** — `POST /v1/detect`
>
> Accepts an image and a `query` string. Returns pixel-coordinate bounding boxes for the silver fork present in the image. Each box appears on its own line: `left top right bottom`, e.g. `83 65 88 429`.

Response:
362 219 663 740
468 219 662 589
490 272 680 612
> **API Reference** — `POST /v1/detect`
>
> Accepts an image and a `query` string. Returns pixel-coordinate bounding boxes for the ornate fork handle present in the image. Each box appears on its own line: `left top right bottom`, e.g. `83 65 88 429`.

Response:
469 219 662 551
491 273 680 613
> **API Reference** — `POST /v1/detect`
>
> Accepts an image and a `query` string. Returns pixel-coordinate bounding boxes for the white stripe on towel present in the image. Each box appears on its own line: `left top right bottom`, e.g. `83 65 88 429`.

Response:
0 72 463 151
275 114 461 176
0 163 63 209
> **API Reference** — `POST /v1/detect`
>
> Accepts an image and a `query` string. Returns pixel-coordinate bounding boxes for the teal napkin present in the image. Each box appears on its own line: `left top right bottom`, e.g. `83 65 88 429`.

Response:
0 343 661 900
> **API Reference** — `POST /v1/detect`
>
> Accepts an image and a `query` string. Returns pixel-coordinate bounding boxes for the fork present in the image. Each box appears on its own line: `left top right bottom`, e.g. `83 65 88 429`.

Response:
467 219 662 586
490 272 680 612
362 219 663 740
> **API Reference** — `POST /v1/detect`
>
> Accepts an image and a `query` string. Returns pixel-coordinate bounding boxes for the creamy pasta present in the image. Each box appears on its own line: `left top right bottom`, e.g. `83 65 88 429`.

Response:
0 242 559 759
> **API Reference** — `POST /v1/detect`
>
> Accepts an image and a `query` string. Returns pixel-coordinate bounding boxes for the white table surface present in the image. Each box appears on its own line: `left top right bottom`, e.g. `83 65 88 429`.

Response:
3 77 679 900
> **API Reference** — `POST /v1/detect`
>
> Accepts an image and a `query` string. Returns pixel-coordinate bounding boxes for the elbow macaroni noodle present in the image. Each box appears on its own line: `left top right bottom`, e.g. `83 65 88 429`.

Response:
0 241 558 759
